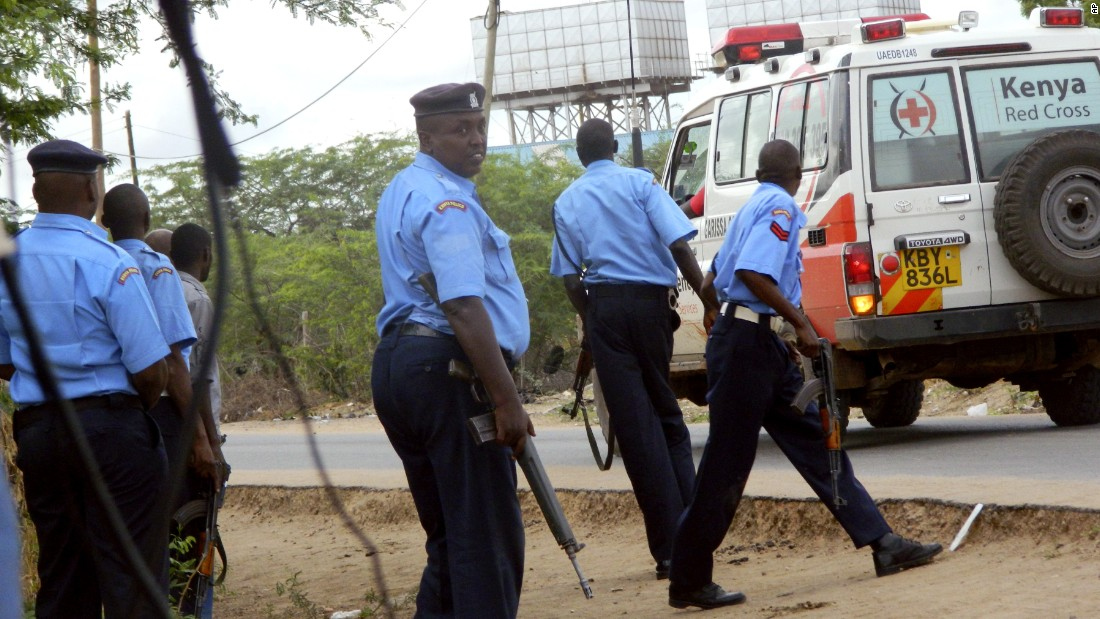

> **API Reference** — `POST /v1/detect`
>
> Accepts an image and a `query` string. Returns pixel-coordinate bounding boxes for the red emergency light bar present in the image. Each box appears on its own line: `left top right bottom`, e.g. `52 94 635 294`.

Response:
1039 7 1084 27
711 23 804 68
710 13 932 69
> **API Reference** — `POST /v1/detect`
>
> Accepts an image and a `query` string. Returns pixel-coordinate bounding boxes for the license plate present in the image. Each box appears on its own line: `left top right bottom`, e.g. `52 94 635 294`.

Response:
900 246 962 290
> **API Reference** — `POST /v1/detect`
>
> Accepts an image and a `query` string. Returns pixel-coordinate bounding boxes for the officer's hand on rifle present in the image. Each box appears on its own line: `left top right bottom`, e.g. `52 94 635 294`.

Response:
495 399 534 456
793 321 821 359
190 437 222 488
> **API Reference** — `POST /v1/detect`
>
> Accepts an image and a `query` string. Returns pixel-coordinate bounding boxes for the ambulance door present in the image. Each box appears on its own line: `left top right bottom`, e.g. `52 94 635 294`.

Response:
665 119 712 357
859 63 992 316
960 57 1100 304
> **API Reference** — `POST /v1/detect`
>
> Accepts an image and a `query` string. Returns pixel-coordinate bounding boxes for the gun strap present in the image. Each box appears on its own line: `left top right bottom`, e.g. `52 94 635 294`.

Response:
212 530 227 585
578 400 615 471
551 204 585 277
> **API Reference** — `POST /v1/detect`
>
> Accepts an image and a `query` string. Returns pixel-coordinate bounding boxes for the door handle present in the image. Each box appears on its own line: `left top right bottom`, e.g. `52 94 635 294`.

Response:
938 193 971 205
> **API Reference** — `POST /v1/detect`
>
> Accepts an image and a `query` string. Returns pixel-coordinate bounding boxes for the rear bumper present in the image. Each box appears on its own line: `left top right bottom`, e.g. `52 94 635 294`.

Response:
835 297 1100 351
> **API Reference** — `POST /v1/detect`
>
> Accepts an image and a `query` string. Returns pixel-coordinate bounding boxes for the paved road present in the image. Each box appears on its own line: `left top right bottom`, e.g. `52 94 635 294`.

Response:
224 413 1100 509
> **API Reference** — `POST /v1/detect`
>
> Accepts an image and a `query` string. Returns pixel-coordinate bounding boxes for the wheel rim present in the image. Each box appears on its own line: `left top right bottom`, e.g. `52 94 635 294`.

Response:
1040 165 1100 258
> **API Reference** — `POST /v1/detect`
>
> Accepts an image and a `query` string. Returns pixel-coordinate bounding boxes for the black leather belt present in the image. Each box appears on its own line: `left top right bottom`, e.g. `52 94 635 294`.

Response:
386 322 515 369
587 283 671 301
14 394 145 432
399 322 451 338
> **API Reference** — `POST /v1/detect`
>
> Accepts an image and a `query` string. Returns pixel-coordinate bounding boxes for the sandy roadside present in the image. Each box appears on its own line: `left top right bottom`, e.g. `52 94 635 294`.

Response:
212 381 1100 617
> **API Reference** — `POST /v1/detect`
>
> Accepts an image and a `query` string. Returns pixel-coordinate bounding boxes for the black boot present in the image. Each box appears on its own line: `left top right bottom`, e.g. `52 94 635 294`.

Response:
872 533 943 577
668 582 747 609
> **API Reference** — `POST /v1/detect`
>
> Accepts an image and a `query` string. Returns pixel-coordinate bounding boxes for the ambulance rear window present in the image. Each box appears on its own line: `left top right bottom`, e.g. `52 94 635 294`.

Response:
868 69 969 190
715 90 772 184
963 59 1100 180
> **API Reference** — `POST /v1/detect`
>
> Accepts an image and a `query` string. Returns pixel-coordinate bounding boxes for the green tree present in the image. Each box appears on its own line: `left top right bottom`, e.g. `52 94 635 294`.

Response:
141 132 416 233
0 0 400 149
1016 0 1100 27
138 137 587 407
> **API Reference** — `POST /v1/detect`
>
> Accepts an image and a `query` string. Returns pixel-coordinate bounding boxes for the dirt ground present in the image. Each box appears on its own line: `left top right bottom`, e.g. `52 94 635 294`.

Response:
213 381 1100 618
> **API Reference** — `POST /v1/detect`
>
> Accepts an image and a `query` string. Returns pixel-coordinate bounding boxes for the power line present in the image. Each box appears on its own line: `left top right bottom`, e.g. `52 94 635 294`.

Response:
125 0 431 162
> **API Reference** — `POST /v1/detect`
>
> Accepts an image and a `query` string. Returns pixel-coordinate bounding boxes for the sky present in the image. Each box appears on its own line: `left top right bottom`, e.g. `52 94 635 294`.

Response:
3 0 1029 209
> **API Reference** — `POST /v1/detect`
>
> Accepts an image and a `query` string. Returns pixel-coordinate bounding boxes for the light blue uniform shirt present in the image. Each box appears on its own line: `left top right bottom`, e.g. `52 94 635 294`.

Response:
712 182 806 315
0 460 19 619
550 159 696 286
0 213 170 406
375 152 530 358
116 238 197 359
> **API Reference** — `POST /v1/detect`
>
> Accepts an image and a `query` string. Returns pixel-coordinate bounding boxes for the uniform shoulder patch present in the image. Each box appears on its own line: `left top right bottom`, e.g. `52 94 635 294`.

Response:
435 200 468 214
770 221 790 242
152 266 174 279
118 266 140 285
771 208 792 221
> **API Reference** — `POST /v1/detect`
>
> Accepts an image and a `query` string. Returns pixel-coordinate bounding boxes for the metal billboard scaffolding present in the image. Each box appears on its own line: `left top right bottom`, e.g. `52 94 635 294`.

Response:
470 0 694 145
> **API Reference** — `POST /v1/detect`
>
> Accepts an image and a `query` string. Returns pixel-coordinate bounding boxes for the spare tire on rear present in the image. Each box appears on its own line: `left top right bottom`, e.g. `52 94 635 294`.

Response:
994 130 1100 297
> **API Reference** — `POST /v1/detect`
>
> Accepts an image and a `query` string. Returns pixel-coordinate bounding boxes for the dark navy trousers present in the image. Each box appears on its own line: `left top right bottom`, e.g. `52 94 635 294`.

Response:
669 314 891 590
586 285 696 564
14 399 168 619
371 331 523 619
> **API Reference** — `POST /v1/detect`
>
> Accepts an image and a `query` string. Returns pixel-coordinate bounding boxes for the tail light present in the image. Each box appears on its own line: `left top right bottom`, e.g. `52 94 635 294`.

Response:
843 242 877 316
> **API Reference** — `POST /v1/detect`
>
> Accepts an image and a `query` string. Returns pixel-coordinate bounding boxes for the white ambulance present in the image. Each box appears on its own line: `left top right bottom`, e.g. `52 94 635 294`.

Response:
662 8 1100 427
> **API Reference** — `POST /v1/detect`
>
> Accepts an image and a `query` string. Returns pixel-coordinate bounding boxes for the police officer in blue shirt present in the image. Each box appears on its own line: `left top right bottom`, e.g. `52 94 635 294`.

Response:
371 82 532 618
667 140 941 610
550 118 717 580
102 184 223 500
1 139 171 618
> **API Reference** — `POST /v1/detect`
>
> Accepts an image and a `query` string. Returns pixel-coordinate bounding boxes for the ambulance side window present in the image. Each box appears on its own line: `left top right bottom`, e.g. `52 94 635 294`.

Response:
669 122 712 202
715 90 772 184
963 59 1100 180
775 79 830 170
868 69 969 190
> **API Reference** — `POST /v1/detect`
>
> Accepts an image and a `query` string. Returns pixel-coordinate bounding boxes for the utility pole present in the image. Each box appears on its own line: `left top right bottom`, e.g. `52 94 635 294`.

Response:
482 0 499 125
124 111 138 184
88 0 105 223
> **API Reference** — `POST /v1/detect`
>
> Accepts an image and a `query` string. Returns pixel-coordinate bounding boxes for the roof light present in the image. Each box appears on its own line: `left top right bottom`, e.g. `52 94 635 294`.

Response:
958 10 979 30
804 48 822 64
764 58 781 73
861 18 906 43
1039 7 1084 27
712 23 805 67
740 44 762 62
724 66 742 82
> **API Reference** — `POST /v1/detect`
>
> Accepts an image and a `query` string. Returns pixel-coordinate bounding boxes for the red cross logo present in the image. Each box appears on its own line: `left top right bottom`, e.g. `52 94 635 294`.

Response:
889 83 937 138
897 98 929 128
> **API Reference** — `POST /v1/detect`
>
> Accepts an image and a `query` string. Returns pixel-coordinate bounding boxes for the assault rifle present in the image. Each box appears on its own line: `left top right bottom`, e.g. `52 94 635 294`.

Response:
417 273 594 599
791 337 847 508
172 472 228 615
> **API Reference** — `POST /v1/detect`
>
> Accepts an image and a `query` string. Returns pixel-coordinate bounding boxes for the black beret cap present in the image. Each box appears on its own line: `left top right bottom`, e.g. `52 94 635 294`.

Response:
410 82 485 118
28 139 108 176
